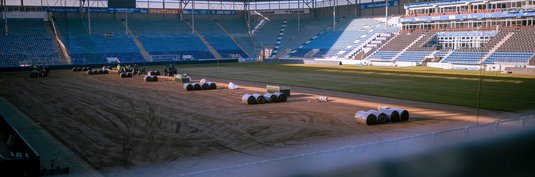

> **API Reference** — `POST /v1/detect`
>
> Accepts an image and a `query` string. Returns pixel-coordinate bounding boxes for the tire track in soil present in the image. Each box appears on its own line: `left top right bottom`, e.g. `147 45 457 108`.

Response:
7 71 277 162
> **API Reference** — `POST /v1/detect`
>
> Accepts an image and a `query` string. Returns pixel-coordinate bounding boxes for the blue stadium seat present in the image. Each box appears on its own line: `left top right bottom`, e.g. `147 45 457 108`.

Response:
289 18 394 58
55 19 143 64
368 51 399 61
484 52 534 64
127 20 213 60
0 19 62 68
194 20 246 58
396 51 433 62
441 51 485 65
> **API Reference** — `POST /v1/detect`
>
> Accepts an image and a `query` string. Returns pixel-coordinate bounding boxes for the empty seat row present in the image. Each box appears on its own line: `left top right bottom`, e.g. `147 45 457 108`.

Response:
0 19 62 68
484 52 535 64
441 52 485 64
396 51 432 62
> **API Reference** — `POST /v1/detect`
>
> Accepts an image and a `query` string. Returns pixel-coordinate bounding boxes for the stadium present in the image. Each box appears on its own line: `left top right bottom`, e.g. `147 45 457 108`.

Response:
1 0 535 176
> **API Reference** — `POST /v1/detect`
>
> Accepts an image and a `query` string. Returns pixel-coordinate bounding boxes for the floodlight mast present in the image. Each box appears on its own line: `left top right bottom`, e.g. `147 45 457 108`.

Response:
298 0 300 32
385 0 388 30
3 0 8 35
333 0 336 31
192 0 195 34
87 0 91 35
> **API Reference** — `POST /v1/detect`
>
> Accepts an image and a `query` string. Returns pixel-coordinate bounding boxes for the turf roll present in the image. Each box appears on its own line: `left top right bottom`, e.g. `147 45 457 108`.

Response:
379 107 410 121
263 93 278 103
208 82 217 90
192 83 202 90
252 94 266 104
380 109 400 122
368 110 387 124
397 109 410 121
273 92 287 102
120 72 127 78
144 75 158 82
355 111 378 125
241 94 256 105
201 83 210 90
98 70 107 74
183 83 194 91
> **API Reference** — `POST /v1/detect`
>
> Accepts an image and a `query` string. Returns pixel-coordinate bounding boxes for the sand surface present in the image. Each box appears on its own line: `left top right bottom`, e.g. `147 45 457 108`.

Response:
0 70 520 176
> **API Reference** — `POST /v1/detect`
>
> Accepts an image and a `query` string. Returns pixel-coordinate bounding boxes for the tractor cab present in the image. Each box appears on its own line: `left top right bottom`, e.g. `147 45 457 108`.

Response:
30 65 49 78
164 64 177 76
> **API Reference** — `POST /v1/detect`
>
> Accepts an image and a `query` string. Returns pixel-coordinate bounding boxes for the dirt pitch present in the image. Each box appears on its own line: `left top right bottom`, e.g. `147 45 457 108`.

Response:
0 69 521 176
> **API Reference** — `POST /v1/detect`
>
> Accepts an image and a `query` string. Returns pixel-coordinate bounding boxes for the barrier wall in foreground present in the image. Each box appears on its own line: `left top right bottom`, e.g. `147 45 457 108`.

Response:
0 115 40 177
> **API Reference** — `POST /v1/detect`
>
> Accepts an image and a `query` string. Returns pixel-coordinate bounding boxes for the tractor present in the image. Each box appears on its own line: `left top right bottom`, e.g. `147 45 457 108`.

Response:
30 65 49 78
164 64 177 76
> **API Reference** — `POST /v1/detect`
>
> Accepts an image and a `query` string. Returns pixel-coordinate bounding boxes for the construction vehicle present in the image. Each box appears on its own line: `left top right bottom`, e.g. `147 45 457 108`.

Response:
30 65 49 78
164 64 177 76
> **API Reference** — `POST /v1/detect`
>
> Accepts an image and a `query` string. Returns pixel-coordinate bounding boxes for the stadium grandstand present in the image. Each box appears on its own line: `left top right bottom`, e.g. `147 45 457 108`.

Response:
2 0 535 177
0 0 408 68
368 0 535 70
1 0 533 71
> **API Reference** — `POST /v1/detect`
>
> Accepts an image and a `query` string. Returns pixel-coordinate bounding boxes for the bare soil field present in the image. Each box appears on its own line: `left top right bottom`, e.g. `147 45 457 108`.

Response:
0 69 521 176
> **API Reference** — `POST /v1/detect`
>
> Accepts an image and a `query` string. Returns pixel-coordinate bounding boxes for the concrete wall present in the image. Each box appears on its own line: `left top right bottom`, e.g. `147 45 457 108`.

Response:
312 2 406 19
505 67 535 75
427 62 452 69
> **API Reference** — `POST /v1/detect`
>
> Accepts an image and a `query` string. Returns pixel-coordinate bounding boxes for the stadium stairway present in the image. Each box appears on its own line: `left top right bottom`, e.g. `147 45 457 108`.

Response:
122 21 151 62
185 21 222 59
288 17 348 58
215 20 251 57
390 34 426 61
0 19 63 67
438 50 454 62
271 19 288 58
218 19 255 56
330 20 391 59
363 32 399 60
250 11 269 35
480 32 514 64
49 16 72 64
277 18 334 59
346 33 394 59
251 18 284 56
54 18 144 64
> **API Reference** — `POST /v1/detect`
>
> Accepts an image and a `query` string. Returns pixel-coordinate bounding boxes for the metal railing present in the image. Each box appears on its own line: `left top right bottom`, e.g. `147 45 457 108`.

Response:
179 115 535 177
